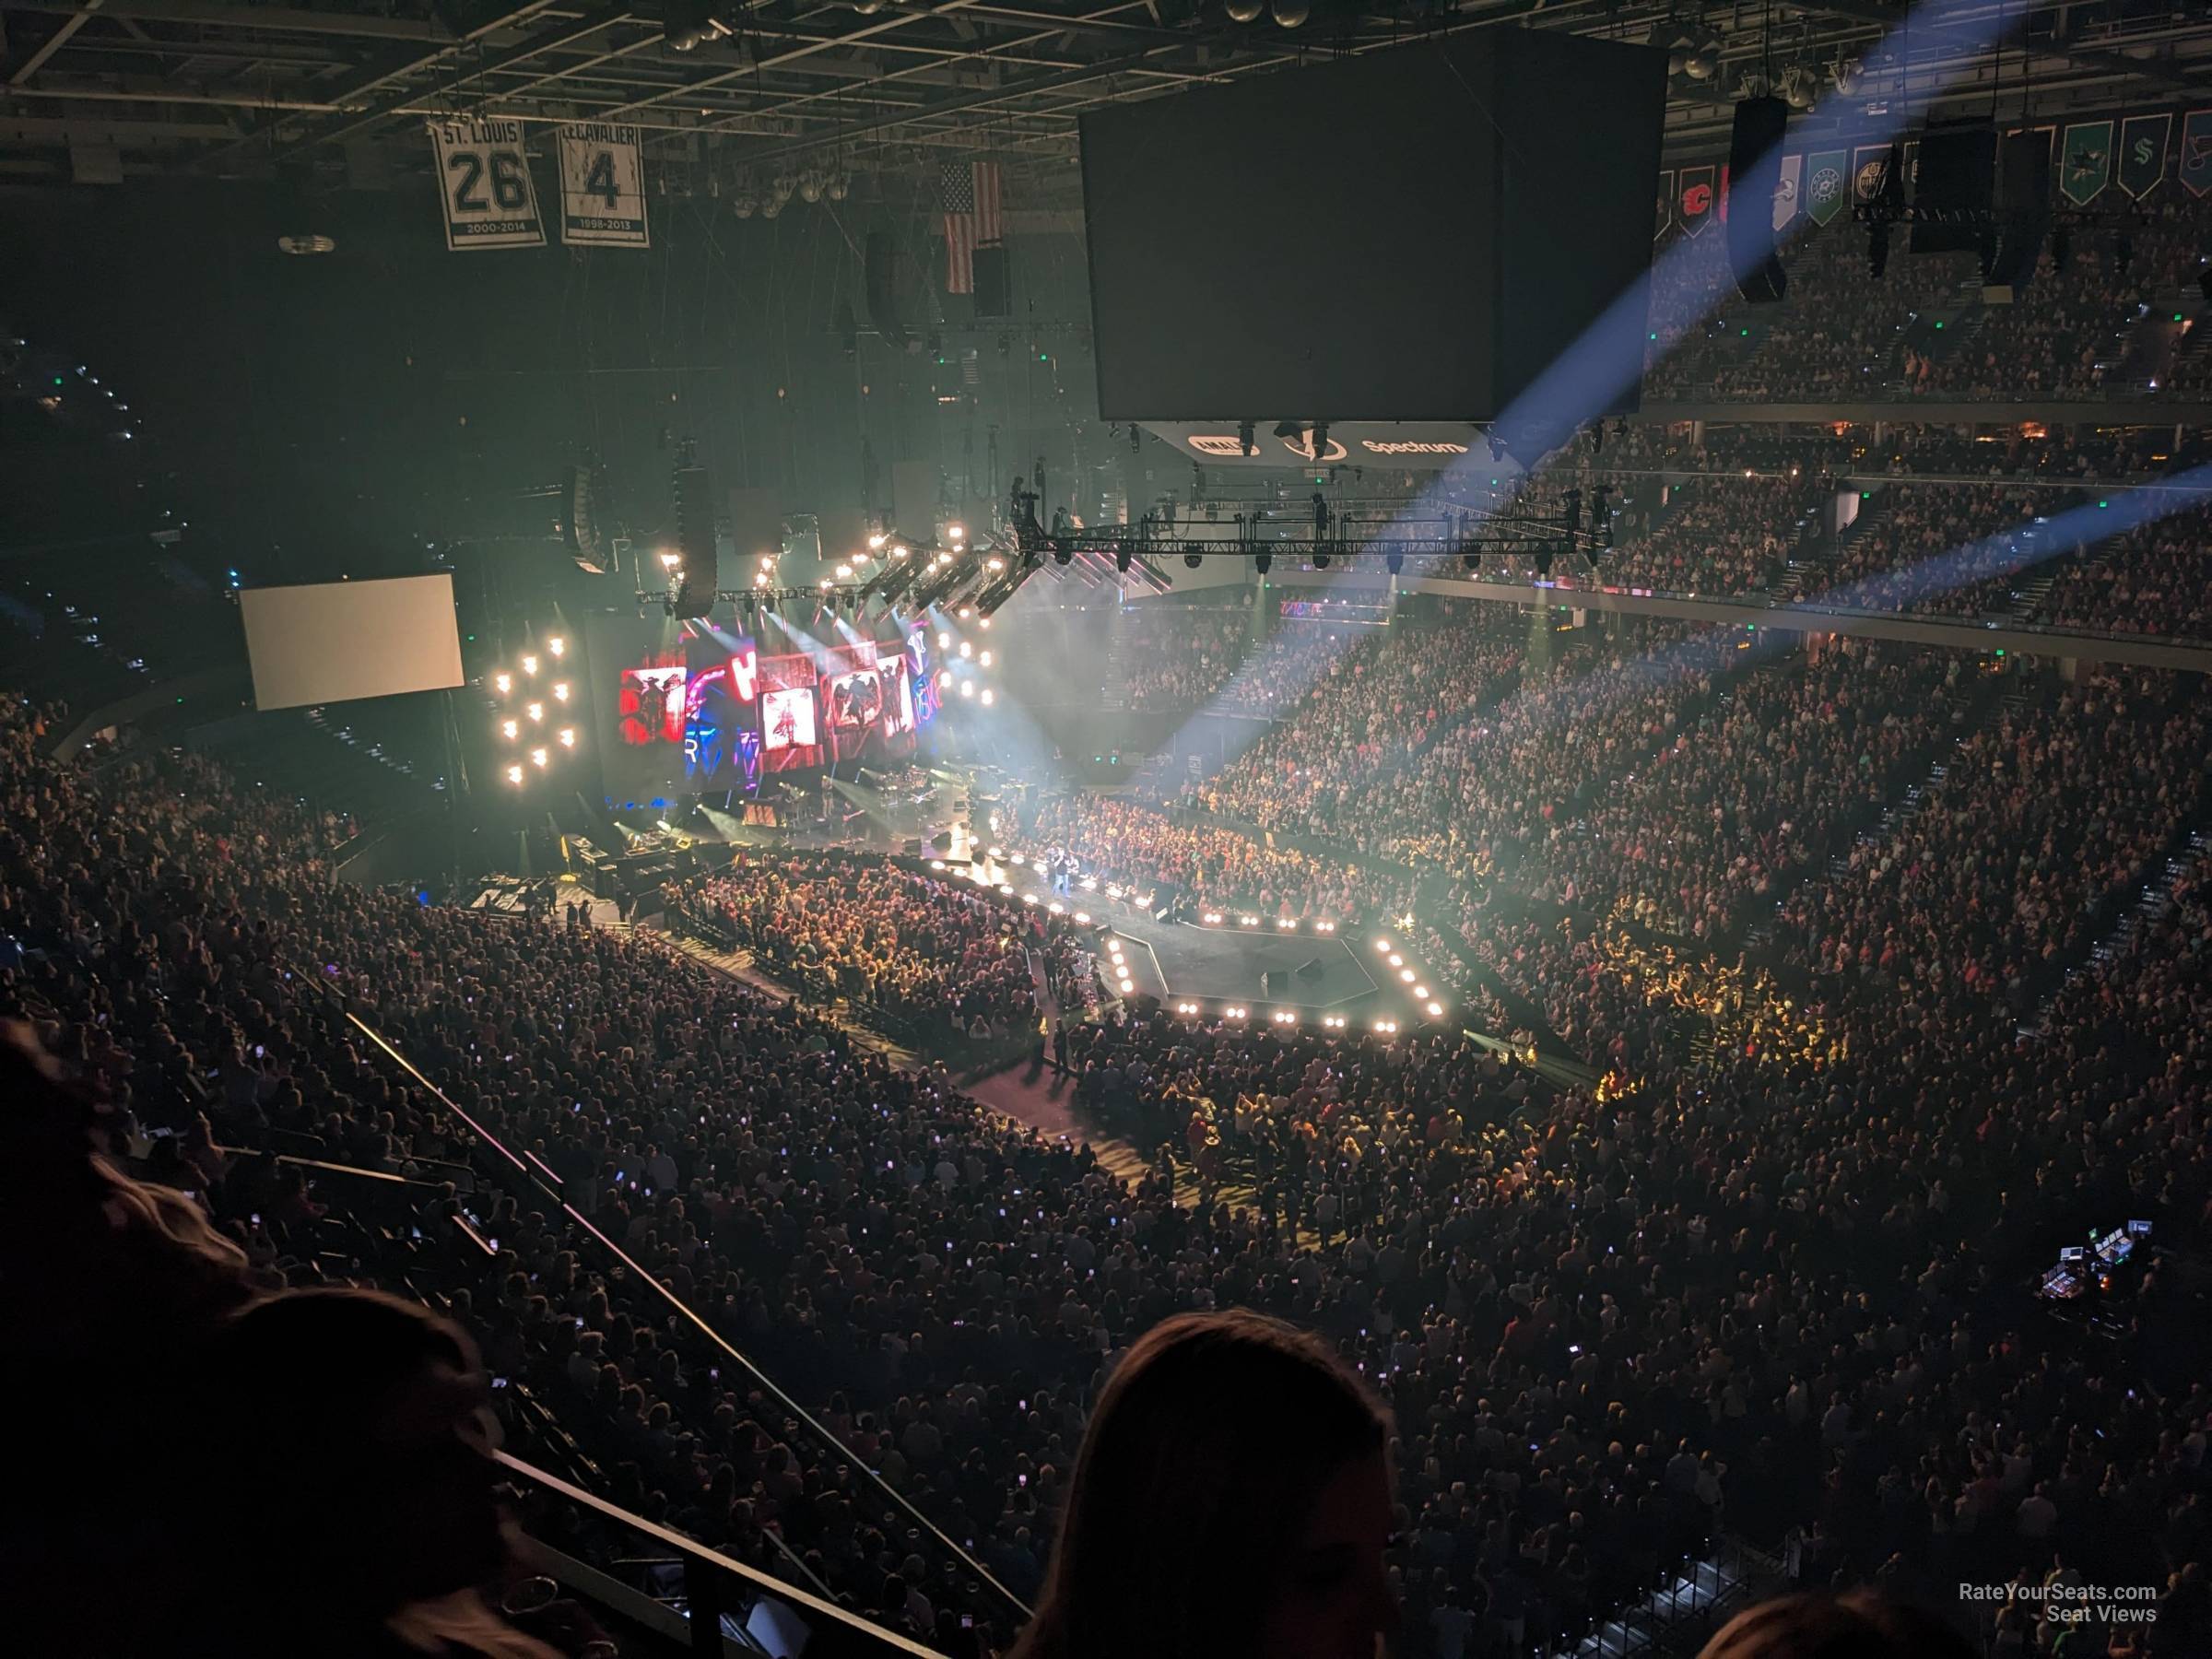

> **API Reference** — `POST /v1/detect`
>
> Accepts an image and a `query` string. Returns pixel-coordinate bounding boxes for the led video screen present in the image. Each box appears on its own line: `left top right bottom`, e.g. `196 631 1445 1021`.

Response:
1078 33 1666 421
240 574 465 712
590 615 928 801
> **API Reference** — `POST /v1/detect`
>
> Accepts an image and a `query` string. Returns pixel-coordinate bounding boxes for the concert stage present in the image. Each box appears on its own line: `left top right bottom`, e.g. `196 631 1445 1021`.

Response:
1106 918 1377 1013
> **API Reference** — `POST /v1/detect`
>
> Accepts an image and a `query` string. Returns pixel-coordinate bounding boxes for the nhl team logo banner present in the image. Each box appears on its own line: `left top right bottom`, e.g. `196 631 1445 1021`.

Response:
1678 164 1716 237
429 117 544 251
1655 169 1674 238
1852 145 1891 205
558 123 650 247
2119 112 2171 199
2183 111 2212 196
2062 119 2114 205
1774 152 1804 233
1806 149 1849 224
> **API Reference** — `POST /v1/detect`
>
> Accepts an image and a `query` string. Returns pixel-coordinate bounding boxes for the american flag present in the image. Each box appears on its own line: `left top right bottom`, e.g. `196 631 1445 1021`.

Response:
940 158 1001 295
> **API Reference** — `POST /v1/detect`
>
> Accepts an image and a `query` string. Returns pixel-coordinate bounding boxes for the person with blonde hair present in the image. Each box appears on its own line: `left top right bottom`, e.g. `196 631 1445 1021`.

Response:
1010 1308 1395 1659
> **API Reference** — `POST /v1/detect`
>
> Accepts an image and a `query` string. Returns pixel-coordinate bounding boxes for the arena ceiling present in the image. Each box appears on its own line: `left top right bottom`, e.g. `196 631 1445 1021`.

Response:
5 0 2212 196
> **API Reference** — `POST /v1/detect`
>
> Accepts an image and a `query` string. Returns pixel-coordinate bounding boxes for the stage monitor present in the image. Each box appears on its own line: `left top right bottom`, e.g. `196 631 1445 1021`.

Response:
1078 32 1667 422
240 574 465 712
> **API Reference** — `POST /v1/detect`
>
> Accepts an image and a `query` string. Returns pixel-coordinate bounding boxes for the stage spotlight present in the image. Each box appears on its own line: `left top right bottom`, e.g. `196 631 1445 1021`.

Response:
947 523 965 543
959 641 973 658
1374 939 1391 953
547 637 565 656
979 651 992 666
500 719 519 740
521 654 539 676
1074 912 1090 924
1399 968 1417 982
981 688 994 705
938 669 952 688
526 701 545 722
1238 418 1256 456
1253 550 1272 575
505 764 524 785
1114 547 1132 574
494 673 512 695
530 747 549 768
1427 1001 1444 1017
1312 549 1331 569
558 728 575 747
1184 549 1203 569
959 680 975 699
552 682 570 701
1385 550 1404 575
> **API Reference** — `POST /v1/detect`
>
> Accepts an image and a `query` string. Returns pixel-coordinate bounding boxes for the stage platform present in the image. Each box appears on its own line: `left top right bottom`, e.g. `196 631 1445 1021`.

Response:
1103 916 1379 1013
637 792 1461 1033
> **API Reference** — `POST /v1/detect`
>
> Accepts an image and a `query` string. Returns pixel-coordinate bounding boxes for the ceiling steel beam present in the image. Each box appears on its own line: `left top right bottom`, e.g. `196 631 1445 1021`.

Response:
268 4 636 153
593 0 984 120
11 0 109 87
1792 0 2212 92
3 0 452 43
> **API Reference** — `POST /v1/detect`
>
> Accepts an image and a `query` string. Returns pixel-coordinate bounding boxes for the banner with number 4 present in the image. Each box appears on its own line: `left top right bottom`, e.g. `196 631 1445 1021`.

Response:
429 118 545 251
558 123 649 248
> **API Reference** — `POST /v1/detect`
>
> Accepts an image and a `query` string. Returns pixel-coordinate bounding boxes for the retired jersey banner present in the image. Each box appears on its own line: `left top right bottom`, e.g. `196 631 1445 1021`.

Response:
1654 169 1674 238
2062 120 2114 204
2183 111 2212 196
1678 165 1716 237
558 122 649 247
429 118 544 251
2118 113 2171 199
1806 149 1849 224
1774 152 1803 233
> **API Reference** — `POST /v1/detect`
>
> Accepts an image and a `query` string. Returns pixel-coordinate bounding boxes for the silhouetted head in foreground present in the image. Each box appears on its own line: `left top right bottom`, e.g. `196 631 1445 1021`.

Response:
1699 1592 1981 1659
1012 1309 1394 1659
191 1288 547 1657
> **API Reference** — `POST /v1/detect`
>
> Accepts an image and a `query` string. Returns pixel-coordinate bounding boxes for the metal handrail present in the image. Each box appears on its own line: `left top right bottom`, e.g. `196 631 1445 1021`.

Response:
497 1452 951 1659
327 976 1032 1628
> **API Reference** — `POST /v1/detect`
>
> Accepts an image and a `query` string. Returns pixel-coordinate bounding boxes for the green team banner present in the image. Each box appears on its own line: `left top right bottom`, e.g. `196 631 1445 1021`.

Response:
1806 149 1849 224
2118 113 2171 199
2061 119 2114 205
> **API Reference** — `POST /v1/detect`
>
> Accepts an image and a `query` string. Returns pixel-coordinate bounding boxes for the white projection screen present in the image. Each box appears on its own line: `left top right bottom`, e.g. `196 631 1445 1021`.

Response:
240 575 465 712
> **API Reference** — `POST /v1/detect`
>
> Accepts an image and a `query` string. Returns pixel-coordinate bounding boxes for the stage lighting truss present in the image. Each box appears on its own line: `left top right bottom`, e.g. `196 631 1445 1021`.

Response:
1009 511 1609 586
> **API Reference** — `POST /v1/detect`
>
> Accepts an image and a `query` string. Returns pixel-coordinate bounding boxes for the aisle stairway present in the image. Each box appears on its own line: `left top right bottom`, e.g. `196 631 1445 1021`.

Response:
2022 830 2207 1040
1786 488 1893 606
1741 668 2022 954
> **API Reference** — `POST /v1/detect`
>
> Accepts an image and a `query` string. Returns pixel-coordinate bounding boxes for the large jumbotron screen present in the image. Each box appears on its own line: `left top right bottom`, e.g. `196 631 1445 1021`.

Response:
1078 32 1667 421
589 614 935 804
